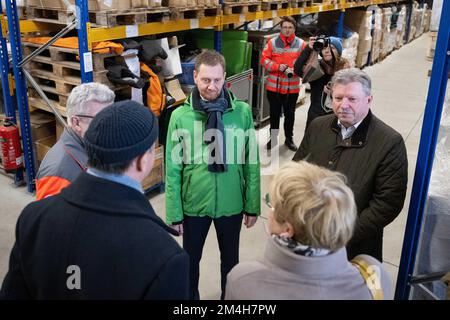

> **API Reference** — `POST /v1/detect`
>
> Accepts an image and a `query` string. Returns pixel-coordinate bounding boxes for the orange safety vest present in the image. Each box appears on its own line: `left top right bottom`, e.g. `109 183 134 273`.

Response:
260 33 307 94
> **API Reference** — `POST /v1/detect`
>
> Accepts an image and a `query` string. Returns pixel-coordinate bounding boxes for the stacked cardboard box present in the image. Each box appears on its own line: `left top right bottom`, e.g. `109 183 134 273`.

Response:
380 7 392 60
371 7 383 63
164 0 219 6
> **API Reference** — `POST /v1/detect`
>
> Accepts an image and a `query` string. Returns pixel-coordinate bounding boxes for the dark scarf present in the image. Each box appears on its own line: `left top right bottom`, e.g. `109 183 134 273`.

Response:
192 87 230 173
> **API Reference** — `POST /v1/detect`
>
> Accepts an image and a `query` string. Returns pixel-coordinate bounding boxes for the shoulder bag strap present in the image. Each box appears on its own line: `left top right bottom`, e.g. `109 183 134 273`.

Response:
351 257 385 300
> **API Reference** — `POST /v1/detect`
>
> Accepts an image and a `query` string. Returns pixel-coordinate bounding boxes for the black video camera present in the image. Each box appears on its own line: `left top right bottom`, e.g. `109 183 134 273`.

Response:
313 35 330 52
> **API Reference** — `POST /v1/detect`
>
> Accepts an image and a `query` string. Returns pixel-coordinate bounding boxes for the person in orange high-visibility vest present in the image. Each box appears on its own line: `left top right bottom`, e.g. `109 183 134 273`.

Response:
261 16 307 151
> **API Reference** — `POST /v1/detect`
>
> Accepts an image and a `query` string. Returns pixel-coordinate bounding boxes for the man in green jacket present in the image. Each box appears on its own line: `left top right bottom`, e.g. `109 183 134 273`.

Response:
165 50 261 300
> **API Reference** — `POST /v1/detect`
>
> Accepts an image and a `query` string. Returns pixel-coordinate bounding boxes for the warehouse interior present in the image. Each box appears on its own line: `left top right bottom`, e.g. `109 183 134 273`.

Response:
0 0 448 300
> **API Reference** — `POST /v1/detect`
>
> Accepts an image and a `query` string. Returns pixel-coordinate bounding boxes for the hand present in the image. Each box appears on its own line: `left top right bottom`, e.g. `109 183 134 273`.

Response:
323 83 331 95
309 36 316 50
244 214 258 228
284 67 294 76
278 64 288 72
170 223 184 235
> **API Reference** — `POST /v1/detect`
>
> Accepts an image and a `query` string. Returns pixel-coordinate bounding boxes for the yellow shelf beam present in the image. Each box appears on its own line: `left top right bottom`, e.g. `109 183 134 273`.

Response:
12 0 402 43
90 16 219 43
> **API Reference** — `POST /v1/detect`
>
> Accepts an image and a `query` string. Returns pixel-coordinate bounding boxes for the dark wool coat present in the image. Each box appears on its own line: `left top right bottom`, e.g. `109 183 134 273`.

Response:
1 172 189 299
293 111 408 261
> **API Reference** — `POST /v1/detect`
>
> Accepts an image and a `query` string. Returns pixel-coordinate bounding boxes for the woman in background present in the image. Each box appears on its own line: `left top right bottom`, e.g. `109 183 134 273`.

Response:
294 36 350 130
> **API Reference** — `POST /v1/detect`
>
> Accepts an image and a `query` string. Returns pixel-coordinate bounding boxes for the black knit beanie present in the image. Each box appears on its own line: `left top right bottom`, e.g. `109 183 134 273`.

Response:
84 100 158 165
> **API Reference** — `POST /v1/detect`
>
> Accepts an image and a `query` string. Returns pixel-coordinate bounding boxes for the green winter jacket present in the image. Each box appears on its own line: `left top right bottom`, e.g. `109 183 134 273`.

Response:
165 91 260 225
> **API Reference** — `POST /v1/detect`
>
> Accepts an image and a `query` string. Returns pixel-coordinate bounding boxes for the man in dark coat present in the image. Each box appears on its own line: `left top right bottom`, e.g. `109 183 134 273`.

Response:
0 100 190 300
293 68 408 262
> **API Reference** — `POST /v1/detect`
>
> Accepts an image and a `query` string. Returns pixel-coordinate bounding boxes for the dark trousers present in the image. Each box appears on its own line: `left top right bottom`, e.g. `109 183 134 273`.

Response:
266 90 299 142
183 214 243 300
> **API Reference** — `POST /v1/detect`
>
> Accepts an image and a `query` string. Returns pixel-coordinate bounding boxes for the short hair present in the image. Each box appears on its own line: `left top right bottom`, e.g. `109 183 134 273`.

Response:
194 49 226 74
280 16 297 30
87 158 134 175
270 161 357 251
331 68 372 96
66 83 115 124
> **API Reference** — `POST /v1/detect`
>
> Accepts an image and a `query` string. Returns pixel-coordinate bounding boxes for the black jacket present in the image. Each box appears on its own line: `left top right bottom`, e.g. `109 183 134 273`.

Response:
293 112 408 261
294 47 333 128
0 172 189 300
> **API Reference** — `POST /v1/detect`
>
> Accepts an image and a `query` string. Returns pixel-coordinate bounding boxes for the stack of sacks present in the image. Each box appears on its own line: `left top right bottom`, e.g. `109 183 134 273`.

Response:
380 7 392 60
371 7 383 62
342 32 359 68
396 5 407 49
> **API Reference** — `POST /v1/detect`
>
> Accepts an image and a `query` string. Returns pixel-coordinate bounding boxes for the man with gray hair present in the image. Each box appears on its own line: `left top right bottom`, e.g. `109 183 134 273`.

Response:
293 68 408 262
35 83 115 200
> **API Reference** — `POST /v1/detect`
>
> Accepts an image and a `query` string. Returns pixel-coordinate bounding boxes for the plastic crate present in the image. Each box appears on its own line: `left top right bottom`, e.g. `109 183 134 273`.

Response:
179 61 196 85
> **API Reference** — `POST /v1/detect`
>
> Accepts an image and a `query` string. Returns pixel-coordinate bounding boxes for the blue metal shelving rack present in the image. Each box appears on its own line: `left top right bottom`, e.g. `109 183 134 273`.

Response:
395 0 450 300
3 0 34 192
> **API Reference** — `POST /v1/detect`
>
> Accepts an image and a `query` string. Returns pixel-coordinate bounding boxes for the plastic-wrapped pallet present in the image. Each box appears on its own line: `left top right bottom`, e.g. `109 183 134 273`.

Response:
430 0 443 32
396 5 407 49
380 7 392 60
342 32 359 68
343 10 373 68
371 7 383 63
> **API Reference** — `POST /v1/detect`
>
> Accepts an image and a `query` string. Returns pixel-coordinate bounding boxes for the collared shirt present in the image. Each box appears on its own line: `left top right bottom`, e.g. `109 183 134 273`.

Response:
87 168 143 193
338 119 364 140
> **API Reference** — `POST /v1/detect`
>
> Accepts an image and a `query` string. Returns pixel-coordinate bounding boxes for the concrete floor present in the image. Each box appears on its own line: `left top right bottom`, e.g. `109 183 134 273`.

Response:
0 34 432 299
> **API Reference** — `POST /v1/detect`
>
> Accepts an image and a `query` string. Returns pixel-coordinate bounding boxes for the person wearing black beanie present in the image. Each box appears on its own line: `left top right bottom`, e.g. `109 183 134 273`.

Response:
1 100 190 300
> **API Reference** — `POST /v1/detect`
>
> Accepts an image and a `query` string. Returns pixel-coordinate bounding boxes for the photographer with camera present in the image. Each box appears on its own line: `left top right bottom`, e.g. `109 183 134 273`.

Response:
261 16 307 151
294 35 349 130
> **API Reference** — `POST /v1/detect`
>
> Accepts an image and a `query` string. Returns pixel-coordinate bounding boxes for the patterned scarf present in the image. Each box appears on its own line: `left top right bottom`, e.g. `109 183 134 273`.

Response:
272 234 331 257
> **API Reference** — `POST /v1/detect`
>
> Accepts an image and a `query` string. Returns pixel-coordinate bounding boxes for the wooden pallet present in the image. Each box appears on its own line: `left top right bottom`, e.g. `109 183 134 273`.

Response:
170 6 221 20
223 2 261 15
289 0 313 8
23 42 119 72
91 7 170 27
26 6 171 27
261 0 290 11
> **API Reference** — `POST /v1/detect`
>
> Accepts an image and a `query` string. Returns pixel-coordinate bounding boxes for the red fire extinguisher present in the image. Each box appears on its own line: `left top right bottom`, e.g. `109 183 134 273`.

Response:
0 120 23 172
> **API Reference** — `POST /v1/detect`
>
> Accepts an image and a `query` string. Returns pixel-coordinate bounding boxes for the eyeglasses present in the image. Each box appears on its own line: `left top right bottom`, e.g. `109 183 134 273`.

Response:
264 193 273 209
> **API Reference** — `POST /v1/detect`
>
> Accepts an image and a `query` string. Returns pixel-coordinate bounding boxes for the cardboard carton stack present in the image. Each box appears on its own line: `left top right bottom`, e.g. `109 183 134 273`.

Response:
380 7 392 60
371 7 383 63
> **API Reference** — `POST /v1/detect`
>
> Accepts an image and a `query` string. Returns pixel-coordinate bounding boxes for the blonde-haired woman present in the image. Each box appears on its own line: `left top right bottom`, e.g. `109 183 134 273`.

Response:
225 161 391 300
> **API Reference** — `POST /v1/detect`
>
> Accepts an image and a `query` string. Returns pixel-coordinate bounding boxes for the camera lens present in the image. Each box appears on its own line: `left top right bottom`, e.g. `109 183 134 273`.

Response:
313 39 324 51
